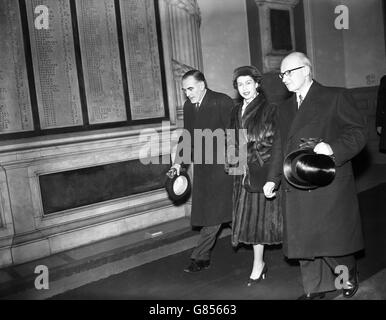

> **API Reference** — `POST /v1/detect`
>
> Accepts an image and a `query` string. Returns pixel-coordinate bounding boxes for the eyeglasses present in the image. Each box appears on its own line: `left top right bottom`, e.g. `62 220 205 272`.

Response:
279 66 305 79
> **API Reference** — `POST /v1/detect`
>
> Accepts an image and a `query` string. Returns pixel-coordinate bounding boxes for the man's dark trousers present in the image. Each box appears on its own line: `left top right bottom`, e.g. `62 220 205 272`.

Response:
190 225 222 261
299 255 356 293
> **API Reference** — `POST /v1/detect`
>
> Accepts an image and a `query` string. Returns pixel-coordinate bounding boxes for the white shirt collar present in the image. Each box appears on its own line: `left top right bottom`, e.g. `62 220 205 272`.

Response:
198 89 207 106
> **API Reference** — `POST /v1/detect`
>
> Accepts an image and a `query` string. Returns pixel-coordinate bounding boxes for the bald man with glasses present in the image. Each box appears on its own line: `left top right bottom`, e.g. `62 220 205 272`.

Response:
264 52 367 299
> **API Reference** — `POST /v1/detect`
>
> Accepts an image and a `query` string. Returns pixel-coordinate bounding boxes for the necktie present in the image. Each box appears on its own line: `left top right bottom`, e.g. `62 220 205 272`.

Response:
298 94 303 108
195 103 200 110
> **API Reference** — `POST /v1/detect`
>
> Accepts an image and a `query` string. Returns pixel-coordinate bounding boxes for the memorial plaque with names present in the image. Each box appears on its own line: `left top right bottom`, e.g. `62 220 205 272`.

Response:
0 0 34 134
76 0 126 124
120 0 165 120
26 0 83 129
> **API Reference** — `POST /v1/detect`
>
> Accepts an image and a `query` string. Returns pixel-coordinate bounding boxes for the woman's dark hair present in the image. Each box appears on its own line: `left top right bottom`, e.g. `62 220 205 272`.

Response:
232 65 263 90
182 69 208 89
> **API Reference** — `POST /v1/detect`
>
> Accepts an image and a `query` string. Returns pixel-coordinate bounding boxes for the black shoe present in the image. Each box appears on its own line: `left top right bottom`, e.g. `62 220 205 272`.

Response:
247 263 268 286
297 292 326 300
343 269 359 298
184 259 210 273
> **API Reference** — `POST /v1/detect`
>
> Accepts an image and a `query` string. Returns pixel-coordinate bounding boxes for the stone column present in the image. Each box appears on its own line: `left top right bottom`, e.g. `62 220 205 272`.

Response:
0 164 14 267
160 0 203 120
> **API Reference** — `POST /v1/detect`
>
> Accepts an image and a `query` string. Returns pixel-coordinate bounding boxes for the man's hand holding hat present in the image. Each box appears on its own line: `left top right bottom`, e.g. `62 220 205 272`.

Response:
313 142 333 156
165 163 191 202
168 163 181 177
298 137 334 156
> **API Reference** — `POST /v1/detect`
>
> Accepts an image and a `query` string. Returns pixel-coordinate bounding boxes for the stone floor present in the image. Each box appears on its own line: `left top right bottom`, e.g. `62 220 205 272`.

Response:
0 163 385 300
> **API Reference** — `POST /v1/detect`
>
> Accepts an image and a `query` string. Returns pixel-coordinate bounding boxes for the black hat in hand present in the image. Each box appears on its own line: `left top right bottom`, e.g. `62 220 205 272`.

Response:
165 168 191 202
283 147 336 190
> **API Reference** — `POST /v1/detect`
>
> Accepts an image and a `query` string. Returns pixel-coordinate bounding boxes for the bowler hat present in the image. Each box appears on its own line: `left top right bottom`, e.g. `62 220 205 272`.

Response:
165 168 191 202
283 148 336 189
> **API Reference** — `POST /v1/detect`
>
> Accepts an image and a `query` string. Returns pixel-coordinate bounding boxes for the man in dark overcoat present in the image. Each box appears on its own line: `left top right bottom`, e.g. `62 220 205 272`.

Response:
170 70 233 273
264 52 367 299
376 75 386 151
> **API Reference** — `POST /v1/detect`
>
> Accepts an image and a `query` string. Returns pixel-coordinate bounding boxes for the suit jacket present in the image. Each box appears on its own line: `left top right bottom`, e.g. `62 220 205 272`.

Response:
376 75 386 150
178 89 234 226
268 81 367 259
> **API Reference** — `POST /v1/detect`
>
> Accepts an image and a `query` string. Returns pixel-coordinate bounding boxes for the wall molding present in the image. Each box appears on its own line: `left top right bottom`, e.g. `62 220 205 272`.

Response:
0 123 184 267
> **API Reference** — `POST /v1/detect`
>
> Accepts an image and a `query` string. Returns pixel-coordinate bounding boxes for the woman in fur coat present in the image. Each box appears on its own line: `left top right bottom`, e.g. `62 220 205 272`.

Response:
229 66 282 286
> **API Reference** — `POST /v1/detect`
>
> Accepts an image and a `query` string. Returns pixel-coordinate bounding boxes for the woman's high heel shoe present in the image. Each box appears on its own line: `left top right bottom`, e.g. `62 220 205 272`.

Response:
247 264 268 286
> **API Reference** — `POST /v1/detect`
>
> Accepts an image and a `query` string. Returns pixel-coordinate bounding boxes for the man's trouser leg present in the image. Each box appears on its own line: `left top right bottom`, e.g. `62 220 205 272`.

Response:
324 255 356 275
299 254 356 294
190 224 222 261
299 258 336 294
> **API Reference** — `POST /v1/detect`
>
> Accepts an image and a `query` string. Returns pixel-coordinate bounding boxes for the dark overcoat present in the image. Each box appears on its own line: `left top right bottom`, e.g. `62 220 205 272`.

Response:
376 75 386 150
181 89 234 226
268 81 367 259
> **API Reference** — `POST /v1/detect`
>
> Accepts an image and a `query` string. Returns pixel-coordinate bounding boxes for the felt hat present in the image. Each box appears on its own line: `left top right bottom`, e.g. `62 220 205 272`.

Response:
165 169 191 202
283 148 336 189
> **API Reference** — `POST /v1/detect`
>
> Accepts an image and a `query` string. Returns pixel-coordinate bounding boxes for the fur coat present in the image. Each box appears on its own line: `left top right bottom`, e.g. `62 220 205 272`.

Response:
228 93 277 191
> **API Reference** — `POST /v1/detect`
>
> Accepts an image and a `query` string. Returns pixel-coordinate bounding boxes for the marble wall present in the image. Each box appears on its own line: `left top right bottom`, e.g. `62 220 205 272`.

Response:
341 0 386 88
303 0 386 88
197 0 250 98
0 0 202 267
0 124 185 266
160 0 203 122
